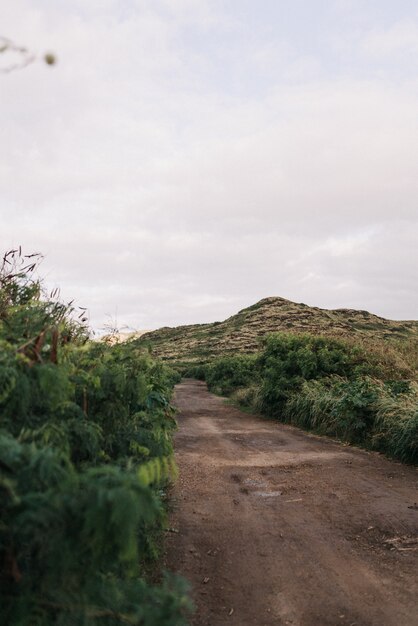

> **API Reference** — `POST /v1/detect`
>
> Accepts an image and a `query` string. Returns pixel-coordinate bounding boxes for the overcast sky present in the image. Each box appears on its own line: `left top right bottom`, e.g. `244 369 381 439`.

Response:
1 1 417 331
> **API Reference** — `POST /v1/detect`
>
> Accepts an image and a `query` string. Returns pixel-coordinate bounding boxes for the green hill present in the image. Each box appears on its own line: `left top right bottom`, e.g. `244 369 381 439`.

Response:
136 297 418 368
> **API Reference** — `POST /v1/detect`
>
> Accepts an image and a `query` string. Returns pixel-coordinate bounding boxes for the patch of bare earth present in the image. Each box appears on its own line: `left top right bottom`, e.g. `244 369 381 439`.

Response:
165 380 418 626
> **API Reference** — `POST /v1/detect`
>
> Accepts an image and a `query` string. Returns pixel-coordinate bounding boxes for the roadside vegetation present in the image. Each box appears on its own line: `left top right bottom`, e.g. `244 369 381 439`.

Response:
0 250 189 625
187 334 418 464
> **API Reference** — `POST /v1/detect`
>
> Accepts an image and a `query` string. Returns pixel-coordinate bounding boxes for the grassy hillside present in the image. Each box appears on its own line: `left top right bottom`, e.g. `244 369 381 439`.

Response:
136 297 418 372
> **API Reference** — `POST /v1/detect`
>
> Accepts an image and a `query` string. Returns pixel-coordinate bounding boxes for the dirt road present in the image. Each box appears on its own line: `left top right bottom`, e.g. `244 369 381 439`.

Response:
165 380 418 626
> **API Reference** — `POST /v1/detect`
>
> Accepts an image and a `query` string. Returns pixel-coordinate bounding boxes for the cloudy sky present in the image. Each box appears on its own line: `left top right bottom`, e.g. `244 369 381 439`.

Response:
1 1 417 331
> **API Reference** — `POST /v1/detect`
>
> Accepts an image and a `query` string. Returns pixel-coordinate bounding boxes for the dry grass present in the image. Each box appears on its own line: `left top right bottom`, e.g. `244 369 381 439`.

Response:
136 297 418 375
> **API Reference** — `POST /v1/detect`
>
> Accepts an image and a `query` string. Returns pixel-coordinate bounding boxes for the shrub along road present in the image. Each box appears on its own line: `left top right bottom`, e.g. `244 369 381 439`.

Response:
165 379 418 626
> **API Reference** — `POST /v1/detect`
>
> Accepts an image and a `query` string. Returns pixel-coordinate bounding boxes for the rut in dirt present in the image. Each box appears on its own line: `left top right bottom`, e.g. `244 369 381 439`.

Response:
165 379 418 626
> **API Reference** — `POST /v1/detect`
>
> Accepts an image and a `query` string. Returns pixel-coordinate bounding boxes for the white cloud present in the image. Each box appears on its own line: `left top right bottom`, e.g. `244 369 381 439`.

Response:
361 19 418 58
1 1 417 329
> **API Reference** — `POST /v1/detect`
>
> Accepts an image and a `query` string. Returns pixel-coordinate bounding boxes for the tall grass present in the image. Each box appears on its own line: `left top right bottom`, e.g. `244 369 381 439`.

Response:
196 332 417 464
284 378 418 462
373 382 418 462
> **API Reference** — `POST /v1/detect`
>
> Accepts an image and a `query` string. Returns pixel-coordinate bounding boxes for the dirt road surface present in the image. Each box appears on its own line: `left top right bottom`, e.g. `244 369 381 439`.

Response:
165 380 418 626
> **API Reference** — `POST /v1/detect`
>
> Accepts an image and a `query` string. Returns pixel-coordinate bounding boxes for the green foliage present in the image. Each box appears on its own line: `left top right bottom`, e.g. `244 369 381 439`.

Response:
372 383 418 462
283 377 377 441
230 384 263 412
183 364 207 381
0 250 191 625
205 354 259 395
200 331 417 464
201 334 373 413
284 378 418 463
258 334 373 416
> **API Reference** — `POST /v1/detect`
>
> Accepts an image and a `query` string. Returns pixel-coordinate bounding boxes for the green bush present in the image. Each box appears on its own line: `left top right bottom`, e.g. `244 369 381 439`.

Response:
283 377 377 440
230 384 263 412
0 250 191 625
372 383 418 463
258 333 373 416
204 331 417 464
205 354 259 395
283 377 418 462
183 364 207 381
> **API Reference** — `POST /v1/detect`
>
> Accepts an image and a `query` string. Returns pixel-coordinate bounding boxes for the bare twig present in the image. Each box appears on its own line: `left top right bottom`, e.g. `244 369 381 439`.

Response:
0 36 35 73
0 36 55 73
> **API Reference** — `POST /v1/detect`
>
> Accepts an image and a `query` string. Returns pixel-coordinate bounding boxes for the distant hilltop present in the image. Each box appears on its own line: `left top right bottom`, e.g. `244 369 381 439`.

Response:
100 329 153 345
134 297 418 364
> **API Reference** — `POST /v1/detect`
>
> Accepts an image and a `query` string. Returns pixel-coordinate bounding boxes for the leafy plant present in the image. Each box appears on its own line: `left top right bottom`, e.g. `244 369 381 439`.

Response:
0 250 191 625
258 333 373 416
196 331 417 464
205 354 259 396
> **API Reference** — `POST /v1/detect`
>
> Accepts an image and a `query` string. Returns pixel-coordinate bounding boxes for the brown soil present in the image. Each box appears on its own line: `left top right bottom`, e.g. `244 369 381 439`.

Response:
165 380 418 626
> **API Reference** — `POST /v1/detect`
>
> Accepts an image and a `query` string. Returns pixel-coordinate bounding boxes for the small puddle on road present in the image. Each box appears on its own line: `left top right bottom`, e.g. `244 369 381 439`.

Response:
241 478 283 498
243 478 266 488
255 490 283 498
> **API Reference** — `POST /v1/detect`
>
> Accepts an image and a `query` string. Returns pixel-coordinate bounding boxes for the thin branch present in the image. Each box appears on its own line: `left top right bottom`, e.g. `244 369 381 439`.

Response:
0 36 55 73
0 36 35 73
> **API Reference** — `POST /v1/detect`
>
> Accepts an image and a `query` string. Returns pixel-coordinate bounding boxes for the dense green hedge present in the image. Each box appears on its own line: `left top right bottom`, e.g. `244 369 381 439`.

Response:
199 333 417 464
283 377 418 462
258 334 374 415
0 251 190 625
204 354 259 396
